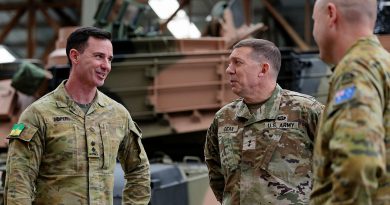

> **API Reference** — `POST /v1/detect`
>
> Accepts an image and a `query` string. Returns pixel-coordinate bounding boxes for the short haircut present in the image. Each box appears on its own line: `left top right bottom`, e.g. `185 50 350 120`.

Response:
233 39 281 75
66 26 112 65
319 0 377 28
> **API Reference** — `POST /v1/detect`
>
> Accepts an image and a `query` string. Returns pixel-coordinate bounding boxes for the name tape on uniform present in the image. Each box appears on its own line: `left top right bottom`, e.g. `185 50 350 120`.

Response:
265 122 298 129
219 125 239 133
53 116 72 122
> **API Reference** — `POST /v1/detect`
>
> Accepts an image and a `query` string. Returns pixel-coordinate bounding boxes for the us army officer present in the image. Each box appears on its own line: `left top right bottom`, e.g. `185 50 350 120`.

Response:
204 39 323 204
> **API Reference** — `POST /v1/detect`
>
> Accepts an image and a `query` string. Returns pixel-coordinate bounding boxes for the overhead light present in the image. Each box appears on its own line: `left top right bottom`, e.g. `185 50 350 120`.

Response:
167 10 201 38
0 45 17 64
149 0 201 38
149 0 179 19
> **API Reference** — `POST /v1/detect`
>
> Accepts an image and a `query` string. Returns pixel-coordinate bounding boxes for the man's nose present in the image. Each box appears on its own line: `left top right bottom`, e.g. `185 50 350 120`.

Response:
226 64 234 74
101 59 111 71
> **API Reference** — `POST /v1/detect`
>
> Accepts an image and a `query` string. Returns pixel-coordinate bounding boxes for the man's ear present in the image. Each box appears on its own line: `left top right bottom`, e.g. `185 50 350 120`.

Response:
327 3 338 27
258 63 270 77
69 49 79 64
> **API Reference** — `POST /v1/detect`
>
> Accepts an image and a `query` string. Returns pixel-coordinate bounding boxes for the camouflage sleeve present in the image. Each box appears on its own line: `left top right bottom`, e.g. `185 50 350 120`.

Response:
307 100 324 141
4 108 44 205
325 67 386 204
204 118 224 202
118 119 151 205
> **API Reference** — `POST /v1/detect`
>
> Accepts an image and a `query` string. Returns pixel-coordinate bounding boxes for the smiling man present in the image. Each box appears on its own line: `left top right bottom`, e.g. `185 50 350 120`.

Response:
4 27 151 205
204 38 324 204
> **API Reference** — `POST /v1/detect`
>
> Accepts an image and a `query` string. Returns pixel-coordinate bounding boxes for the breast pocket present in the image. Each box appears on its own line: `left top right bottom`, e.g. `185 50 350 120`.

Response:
263 128 313 188
100 122 124 171
218 133 241 172
43 123 78 174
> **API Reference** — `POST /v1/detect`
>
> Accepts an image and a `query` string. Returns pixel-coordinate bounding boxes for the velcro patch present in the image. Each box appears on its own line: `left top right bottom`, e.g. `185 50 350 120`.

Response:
53 116 71 122
7 124 37 142
265 122 298 129
334 85 356 105
220 125 238 133
9 123 25 137
243 136 256 150
276 114 287 121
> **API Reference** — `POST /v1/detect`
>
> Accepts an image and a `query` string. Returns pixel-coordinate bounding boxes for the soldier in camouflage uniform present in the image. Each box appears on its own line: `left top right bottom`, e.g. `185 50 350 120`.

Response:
4 27 151 205
204 39 324 205
311 0 390 204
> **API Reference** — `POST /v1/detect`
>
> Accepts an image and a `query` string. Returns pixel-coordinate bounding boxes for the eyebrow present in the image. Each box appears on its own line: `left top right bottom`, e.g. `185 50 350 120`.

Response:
229 56 243 61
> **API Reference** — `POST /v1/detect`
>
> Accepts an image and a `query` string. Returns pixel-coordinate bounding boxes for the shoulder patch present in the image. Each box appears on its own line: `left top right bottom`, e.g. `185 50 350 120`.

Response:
9 123 25 137
7 124 37 142
334 85 356 105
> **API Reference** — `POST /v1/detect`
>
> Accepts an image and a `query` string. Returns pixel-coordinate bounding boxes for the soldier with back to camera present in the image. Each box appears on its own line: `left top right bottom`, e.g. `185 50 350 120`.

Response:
311 0 390 204
4 26 151 205
204 38 324 204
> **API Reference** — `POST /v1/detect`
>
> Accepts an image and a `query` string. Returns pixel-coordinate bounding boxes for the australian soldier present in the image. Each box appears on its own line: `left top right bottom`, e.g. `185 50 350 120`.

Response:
311 0 390 204
204 39 324 204
4 27 151 205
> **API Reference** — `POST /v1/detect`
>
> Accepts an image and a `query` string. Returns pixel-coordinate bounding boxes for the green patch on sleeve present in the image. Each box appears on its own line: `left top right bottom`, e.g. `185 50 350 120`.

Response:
9 123 25 137
7 123 37 142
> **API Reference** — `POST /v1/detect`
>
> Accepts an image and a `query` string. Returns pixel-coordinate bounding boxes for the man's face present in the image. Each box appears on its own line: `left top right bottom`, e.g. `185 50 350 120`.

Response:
226 47 261 98
74 37 113 87
312 0 333 63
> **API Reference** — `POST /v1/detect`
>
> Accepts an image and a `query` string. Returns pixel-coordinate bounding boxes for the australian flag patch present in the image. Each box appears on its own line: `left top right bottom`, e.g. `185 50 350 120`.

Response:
334 85 356 105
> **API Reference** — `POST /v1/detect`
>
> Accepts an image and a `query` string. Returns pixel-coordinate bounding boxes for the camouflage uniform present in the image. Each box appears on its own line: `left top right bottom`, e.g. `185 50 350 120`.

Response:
4 81 151 205
204 84 324 205
311 36 390 204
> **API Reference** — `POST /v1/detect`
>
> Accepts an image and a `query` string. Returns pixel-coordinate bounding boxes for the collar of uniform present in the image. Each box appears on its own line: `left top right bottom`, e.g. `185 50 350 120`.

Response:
235 84 282 122
54 80 72 108
53 80 107 108
331 35 379 82
344 35 380 56
95 90 107 107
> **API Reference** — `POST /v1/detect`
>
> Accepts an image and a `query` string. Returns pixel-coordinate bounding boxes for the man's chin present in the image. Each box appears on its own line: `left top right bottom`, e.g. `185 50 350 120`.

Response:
230 88 240 96
96 80 105 87
318 54 333 65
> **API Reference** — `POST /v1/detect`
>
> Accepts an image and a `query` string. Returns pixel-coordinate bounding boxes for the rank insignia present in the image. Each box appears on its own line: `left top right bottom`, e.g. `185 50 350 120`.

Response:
9 123 25 137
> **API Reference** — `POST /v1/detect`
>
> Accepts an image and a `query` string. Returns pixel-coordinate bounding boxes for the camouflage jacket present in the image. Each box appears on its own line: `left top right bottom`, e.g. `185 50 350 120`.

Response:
4 81 151 205
204 84 324 205
311 36 390 205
